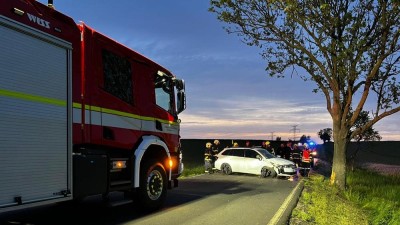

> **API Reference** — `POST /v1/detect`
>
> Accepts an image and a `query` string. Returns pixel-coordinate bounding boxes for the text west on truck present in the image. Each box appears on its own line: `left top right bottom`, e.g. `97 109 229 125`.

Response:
0 0 186 213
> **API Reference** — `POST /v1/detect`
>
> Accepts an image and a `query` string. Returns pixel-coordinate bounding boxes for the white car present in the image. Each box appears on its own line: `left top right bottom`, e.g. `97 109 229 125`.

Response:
214 147 296 177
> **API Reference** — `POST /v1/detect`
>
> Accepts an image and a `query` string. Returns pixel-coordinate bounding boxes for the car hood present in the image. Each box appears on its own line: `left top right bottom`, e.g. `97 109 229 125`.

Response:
268 157 294 166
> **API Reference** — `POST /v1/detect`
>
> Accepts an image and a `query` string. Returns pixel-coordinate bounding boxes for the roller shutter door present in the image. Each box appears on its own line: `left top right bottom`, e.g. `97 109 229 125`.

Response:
0 16 72 209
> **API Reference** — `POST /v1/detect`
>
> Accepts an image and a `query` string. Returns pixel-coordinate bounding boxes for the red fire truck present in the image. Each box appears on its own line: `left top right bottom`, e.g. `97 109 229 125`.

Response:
0 0 186 213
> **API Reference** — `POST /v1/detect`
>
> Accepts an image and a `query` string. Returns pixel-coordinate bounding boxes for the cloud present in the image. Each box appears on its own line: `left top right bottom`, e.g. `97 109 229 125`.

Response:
179 96 331 141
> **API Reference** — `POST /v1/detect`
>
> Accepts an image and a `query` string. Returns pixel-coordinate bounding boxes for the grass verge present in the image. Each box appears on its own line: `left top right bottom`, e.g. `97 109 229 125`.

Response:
180 162 204 178
290 166 400 225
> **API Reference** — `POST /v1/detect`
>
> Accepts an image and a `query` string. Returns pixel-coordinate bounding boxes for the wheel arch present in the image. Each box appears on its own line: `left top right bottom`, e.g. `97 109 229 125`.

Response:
133 135 170 188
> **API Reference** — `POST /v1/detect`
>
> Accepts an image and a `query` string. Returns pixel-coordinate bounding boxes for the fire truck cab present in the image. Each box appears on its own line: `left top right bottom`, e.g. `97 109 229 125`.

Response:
0 0 186 213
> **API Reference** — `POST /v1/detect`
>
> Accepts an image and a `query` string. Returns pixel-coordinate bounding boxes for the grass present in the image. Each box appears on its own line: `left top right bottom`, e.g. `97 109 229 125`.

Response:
345 169 400 225
290 168 400 225
180 162 205 178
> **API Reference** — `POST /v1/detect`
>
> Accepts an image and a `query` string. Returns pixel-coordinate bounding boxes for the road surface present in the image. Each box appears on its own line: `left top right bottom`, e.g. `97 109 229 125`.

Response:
0 173 299 225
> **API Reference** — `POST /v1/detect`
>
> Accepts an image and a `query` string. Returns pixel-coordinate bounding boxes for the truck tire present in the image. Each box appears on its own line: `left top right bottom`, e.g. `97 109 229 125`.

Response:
138 160 167 210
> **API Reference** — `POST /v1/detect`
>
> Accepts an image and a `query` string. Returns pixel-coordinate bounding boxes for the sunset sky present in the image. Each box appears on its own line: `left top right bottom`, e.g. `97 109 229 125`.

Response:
41 0 400 143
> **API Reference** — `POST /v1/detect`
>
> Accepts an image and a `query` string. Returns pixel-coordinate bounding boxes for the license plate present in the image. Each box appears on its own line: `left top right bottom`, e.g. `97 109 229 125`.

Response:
284 168 294 172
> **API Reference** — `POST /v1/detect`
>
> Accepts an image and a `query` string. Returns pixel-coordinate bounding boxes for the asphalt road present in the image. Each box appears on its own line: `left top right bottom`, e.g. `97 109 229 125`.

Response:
0 173 299 225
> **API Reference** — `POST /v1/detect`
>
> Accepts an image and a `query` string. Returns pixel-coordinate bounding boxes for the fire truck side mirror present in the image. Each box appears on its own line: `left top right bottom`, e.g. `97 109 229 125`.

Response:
175 79 185 91
177 91 186 114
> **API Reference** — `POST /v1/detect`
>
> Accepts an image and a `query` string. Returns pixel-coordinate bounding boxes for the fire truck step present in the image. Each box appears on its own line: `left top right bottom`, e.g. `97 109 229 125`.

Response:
107 199 133 207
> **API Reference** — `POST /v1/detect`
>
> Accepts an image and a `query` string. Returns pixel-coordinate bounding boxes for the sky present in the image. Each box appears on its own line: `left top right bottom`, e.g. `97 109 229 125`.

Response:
38 0 400 143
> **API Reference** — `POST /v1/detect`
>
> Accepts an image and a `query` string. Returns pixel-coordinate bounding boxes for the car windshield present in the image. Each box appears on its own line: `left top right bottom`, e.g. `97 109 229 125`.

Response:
254 148 276 159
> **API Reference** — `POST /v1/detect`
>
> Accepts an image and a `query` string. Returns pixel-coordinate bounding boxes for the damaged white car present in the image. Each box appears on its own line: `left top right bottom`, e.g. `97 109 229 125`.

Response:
214 147 296 177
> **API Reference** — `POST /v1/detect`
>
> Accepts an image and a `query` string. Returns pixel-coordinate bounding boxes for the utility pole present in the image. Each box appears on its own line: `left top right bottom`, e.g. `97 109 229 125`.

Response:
290 125 300 141
270 131 275 140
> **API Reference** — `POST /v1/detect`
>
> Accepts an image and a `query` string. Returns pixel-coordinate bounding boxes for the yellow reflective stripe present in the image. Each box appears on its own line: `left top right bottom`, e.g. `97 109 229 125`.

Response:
73 102 82 108
1 89 177 126
0 89 66 107
101 107 143 120
72 102 177 125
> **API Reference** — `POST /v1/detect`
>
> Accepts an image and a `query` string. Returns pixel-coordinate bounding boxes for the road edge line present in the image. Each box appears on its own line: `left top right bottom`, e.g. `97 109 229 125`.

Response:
267 179 305 225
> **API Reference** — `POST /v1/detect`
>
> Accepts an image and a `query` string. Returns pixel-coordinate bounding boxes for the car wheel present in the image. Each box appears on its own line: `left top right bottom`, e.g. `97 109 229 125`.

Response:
137 160 167 210
261 167 271 178
269 168 277 178
221 163 232 175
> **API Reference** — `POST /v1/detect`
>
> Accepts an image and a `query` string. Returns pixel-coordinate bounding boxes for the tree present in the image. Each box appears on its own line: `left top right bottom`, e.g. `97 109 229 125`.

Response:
318 128 333 143
299 134 308 144
348 110 382 170
210 0 400 189
350 111 382 142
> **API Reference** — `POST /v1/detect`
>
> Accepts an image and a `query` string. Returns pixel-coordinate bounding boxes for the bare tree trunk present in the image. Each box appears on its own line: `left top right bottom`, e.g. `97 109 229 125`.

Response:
330 123 349 190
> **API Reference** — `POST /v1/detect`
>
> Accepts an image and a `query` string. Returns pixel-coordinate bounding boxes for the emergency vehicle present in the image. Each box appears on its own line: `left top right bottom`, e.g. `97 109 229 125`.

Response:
0 0 186 213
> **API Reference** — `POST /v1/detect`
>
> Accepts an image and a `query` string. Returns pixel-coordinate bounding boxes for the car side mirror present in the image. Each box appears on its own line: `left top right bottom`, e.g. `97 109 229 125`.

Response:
256 155 262 161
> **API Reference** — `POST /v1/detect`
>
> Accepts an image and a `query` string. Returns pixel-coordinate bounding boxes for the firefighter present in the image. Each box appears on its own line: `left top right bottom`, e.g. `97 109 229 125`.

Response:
265 141 275 155
204 142 213 173
211 140 220 169
283 142 292 160
300 143 312 177
212 140 220 153
276 143 285 158
290 144 302 168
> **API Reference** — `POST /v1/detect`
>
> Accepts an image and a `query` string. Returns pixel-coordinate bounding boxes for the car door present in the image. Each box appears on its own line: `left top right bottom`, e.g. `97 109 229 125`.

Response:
229 148 245 173
243 149 265 175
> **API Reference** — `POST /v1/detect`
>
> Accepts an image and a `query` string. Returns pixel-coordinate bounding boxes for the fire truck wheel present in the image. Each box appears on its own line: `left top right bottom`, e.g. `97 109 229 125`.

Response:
138 160 167 210
221 163 232 175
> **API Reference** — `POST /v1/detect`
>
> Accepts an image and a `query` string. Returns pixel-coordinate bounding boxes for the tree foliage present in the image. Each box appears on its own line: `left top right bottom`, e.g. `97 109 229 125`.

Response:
318 128 333 143
299 134 311 143
350 111 382 141
210 0 400 189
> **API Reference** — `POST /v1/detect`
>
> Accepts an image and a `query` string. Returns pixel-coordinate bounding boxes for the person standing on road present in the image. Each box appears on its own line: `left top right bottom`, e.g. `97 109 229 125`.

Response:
291 144 302 168
204 142 213 173
300 143 312 177
245 140 252 147
212 140 220 153
265 141 275 155
261 141 267 149
276 143 285 158
283 142 292 160
211 140 220 170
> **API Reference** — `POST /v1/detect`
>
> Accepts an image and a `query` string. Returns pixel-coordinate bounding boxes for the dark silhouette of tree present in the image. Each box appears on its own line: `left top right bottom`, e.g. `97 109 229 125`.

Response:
350 111 382 142
299 135 308 144
276 136 281 141
318 128 333 143
210 0 400 189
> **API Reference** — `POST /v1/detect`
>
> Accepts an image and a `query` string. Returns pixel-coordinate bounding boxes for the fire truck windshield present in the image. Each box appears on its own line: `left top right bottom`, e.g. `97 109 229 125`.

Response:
155 71 174 113
154 71 186 115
